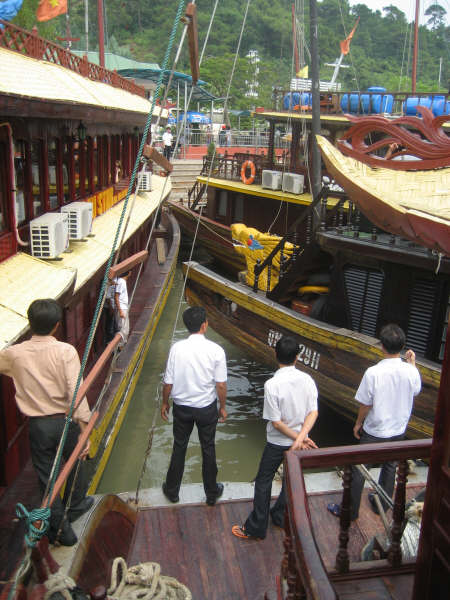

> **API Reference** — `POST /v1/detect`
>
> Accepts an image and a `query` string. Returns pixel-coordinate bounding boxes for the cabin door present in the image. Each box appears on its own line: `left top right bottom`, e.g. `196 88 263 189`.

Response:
412 327 450 598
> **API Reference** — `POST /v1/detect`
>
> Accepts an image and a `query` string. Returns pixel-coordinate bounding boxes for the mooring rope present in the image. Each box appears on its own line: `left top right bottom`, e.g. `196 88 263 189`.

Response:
108 557 192 600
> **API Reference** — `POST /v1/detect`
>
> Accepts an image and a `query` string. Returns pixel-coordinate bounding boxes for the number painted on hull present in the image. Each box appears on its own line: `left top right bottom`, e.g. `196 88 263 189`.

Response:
267 329 320 371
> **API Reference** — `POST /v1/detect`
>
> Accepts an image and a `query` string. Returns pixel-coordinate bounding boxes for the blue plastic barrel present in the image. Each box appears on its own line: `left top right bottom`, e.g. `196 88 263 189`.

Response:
381 94 394 114
367 86 386 93
431 95 446 116
404 97 432 116
349 93 359 113
340 94 349 112
300 92 312 106
371 93 383 113
360 94 371 114
283 92 301 110
447 101 450 115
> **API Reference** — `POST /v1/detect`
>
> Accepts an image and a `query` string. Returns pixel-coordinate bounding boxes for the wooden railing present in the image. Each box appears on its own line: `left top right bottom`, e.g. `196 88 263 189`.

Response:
280 439 432 599
0 19 146 98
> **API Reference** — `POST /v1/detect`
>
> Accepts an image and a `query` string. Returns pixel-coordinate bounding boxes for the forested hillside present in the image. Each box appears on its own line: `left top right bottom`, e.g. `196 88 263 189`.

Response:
12 0 449 111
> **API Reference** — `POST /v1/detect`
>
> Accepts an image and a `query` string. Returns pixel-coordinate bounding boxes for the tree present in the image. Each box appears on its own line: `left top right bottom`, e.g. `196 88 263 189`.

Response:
425 3 447 30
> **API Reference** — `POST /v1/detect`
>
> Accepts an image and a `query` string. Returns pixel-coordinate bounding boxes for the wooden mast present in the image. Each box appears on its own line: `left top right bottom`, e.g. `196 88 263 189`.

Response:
97 0 105 68
292 3 300 75
309 0 321 204
412 0 419 93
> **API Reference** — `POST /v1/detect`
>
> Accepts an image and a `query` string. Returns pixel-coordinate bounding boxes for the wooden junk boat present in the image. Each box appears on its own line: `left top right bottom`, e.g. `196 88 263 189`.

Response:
3 153 448 598
180 108 450 440
0 19 180 590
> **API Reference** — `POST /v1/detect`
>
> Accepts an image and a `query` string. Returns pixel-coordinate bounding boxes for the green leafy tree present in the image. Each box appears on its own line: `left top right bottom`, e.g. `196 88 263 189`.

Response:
425 3 447 30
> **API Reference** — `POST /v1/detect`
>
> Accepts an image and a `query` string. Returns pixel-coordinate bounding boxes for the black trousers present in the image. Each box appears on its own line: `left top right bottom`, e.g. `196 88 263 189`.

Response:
244 442 288 539
165 401 218 498
350 429 405 520
28 415 87 532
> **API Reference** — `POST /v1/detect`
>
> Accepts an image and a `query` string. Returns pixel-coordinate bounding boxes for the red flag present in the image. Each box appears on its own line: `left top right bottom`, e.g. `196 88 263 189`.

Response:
36 0 67 22
340 17 360 55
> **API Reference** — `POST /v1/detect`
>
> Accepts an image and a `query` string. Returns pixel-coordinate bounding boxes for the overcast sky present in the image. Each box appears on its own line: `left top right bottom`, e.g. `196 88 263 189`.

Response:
349 0 450 25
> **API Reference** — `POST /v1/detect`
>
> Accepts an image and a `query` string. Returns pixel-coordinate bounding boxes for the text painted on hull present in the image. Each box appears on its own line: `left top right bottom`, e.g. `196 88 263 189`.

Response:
268 329 321 370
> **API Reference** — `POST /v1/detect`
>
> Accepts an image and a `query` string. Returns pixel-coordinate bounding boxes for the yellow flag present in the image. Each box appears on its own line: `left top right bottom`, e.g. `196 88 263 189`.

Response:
296 65 308 78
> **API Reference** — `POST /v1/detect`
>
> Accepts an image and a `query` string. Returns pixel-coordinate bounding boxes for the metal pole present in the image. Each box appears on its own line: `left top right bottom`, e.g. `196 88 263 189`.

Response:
97 0 105 68
85 0 89 55
309 0 321 202
411 0 419 93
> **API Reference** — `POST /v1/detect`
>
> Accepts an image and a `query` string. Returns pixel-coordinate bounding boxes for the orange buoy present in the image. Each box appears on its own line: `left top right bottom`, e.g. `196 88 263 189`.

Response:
241 160 256 185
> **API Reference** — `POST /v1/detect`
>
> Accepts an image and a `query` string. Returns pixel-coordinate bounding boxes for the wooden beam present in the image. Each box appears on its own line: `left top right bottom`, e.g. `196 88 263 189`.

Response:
143 145 173 173
184 3 200 85
108 250 149 279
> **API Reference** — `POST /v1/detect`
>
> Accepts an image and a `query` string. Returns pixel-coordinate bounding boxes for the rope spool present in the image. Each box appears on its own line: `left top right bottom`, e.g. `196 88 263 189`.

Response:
241 160 256 185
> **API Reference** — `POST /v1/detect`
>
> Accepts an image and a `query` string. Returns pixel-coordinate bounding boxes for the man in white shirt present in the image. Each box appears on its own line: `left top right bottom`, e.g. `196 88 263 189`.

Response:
109 271 130 347
232 336 318 540
161 306 227 505
162 126 174 160
328 323 421 520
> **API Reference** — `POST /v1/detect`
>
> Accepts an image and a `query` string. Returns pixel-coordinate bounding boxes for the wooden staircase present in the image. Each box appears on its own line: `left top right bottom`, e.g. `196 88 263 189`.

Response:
168 159 203 204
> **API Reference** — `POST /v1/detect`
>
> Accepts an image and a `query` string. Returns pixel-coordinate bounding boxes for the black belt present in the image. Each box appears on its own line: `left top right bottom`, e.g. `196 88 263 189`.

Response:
29 413 66 419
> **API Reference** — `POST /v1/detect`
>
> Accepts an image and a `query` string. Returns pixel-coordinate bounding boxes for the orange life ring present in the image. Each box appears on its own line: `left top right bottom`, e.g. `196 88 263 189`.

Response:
241 160 256 185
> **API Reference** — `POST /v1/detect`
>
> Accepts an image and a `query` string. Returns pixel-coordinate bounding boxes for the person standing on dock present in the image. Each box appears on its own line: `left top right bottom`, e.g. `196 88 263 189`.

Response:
232 335 318 540
0 299 93 546
161 306 227 506
162 126 174 160
327 323 421 520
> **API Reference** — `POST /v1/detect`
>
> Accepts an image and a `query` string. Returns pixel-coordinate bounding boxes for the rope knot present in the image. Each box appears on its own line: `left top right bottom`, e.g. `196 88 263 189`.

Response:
16 503 51 547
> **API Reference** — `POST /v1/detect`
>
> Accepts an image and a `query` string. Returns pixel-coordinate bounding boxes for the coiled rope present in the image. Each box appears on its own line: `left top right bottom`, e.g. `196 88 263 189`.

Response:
108 558 192 600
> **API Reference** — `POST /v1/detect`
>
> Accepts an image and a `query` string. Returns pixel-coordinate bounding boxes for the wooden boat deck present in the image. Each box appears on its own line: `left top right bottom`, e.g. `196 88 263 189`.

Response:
123 485 423 600
128 498 284 600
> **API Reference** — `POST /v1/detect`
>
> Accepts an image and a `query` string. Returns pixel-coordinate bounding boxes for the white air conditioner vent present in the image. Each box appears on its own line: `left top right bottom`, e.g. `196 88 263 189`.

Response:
61 201 93 240
138 172 152 192
30 213 69 259
282 172 304 194
261 170 282 191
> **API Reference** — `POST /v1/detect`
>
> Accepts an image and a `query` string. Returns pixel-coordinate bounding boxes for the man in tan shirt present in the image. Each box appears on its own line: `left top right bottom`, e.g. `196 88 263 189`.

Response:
0 299 92 546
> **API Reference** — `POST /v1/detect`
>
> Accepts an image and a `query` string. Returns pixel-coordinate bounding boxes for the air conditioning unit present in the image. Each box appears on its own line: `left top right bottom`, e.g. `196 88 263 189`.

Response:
61 201 93 240
282 172 304 194
30 213 69 259
262 170 282 190
138 172 152 192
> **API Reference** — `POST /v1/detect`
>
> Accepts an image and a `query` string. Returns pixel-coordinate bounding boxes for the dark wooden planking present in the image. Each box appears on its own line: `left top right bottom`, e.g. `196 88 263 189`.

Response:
128 499 285 600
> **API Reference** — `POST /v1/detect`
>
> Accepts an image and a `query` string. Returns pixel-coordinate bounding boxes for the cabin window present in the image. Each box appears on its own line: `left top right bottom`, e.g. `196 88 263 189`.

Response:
343 265 384 337
93 136 100 190
217 190 227 218
31 141 44 217
74 140 81 199
62 139 72 204
13 141 27 224
234 194 244 222
405 278 436 358
48 140 59 209
439 295 449 361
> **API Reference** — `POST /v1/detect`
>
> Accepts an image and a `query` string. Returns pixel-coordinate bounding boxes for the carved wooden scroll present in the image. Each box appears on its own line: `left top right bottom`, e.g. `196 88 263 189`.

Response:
337 107 450 170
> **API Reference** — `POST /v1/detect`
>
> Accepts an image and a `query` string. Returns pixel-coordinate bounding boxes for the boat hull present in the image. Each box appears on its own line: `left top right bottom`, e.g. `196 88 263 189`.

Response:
182 261 438 440
168 199 245 275
86 211 180 491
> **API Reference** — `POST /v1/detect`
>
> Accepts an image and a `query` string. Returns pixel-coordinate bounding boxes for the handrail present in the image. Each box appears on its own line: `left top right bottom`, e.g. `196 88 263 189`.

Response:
0 19 146 98
282 439 432 599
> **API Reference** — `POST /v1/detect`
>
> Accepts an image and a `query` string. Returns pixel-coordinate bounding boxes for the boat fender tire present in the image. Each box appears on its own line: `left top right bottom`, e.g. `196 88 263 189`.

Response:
241 160 256 185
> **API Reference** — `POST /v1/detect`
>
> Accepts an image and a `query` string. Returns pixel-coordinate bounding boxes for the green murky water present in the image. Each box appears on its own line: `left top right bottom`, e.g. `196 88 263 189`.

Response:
97 262 352 494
